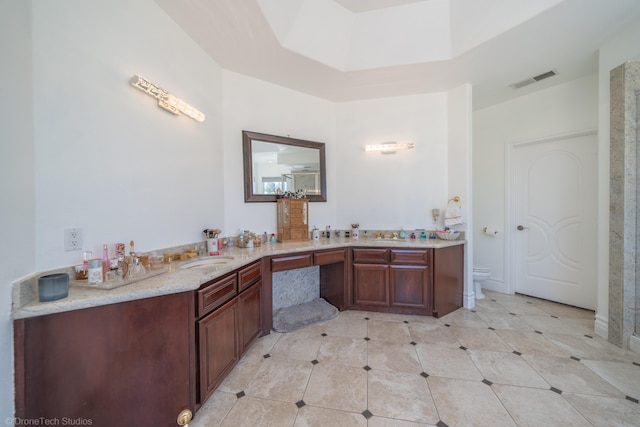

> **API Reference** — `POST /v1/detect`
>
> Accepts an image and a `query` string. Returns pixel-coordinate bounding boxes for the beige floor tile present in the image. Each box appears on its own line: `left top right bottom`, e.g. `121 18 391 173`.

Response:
367 340 423 373
563 393 640 426
366 311 418 322
408 324 460 347
532 300 595 320
269 332 323 361
367 319 412 343
240 331 282 363
474 297 509 312
494 329 571 357
558 317 595 335
451 326 512 352
219 395 298 427
494 300 551 316
475 310 535 331
519 314 583 335
194 292 640 427
368 416 434 427
581 359 640 399
190 391 236 427
522 354 625 397
415 344 482 380
368 369 439 424
217 358 261 394
428 377 516 427
316 335 368 367
492 384 591 427
468 350 549 388
325 315 368 338
244 357 312 402
437 309 489 328
303 362 368 413
545 333 640 363
294 405 366 427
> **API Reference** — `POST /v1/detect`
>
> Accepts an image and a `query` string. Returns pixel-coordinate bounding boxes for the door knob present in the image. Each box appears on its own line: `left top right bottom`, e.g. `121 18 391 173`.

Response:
516 225 528 231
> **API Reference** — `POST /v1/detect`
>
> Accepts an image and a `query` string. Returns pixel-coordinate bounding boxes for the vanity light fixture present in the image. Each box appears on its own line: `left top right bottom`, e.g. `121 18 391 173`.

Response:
129 74 205 122
365 142 414 154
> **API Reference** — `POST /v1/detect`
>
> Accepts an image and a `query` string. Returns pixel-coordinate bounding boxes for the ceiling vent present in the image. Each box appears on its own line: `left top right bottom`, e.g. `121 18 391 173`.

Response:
509 70 558 89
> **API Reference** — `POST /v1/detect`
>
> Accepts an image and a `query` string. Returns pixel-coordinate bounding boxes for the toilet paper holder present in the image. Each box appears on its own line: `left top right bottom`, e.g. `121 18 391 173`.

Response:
482 227 499 236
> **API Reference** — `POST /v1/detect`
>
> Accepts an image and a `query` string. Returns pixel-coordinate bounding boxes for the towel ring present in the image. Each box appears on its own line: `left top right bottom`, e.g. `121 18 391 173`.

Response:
448 196 461 204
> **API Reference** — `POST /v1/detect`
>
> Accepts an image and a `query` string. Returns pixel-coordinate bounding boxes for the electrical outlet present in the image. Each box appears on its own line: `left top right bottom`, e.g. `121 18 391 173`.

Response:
64 228 83 251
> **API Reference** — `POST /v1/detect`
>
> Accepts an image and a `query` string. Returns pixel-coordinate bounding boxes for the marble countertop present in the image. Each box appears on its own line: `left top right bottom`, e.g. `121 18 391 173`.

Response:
12 237 464 320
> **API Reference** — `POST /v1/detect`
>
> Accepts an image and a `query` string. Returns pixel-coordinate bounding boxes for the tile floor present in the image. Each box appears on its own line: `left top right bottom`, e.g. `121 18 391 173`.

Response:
191 290 640 426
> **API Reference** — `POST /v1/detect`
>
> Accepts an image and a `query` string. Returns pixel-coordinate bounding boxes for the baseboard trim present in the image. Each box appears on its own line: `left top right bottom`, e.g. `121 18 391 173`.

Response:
594 313 608 340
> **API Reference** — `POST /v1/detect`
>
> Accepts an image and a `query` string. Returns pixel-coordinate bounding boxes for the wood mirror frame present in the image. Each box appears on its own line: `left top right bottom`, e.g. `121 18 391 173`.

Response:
242 130 327 202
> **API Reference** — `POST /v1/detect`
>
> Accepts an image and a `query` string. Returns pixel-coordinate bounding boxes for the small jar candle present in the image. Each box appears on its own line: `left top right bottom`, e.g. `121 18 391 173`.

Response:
87 259 103 284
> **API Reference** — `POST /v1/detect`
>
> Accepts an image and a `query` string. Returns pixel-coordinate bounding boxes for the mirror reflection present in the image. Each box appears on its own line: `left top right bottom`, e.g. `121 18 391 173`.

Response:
243 131 327 202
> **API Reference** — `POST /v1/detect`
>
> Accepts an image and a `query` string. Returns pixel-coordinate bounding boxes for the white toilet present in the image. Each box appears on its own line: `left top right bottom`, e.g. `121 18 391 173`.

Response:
473 266 490 299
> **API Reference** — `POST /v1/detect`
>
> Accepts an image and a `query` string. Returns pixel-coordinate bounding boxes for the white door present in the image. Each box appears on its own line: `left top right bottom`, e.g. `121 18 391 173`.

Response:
511 131 597 309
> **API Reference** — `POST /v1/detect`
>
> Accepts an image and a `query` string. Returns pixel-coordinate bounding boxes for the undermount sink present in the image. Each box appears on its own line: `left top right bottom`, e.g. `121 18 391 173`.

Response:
179 256 235 269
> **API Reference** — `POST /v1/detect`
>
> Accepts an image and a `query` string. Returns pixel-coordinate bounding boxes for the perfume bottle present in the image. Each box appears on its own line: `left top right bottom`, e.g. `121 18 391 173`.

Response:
102 244 110 282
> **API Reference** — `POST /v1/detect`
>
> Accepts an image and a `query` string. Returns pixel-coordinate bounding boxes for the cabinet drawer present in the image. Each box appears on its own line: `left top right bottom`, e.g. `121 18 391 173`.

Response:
390 249 431 265
314 249 346 265
238 260 262 292
271 253 313 272
197 274 237 317
352 248 388 264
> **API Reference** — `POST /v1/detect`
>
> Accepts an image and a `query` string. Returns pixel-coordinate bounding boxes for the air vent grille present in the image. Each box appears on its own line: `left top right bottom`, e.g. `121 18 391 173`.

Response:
509 70 558 89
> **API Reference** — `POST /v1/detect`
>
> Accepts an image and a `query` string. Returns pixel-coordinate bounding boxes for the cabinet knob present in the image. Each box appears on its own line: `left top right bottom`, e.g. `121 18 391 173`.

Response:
177 409 193 426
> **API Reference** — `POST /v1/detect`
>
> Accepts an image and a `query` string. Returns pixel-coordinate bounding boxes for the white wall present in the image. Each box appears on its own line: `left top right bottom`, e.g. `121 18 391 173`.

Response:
473 74 598 295
32 0 225 271
221 71 336 235
335 93 449 230
1 1 34 420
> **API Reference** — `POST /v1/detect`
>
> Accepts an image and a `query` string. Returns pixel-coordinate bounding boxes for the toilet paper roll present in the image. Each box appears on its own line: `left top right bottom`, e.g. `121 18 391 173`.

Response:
483 227 499 236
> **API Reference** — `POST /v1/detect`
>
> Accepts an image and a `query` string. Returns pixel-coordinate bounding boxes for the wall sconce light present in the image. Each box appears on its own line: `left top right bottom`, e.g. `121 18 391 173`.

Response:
365 142 414 154
129 74 205 122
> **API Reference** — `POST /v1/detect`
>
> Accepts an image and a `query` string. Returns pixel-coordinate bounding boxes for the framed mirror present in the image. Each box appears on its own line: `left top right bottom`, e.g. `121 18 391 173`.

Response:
243 130 327 202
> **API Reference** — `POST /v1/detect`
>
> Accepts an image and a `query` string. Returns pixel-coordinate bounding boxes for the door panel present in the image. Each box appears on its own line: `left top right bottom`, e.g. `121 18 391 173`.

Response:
512 132 597 309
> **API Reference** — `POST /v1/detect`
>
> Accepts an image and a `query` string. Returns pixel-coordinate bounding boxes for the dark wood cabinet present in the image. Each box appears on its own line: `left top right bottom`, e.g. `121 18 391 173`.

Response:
432 244 464 317
14 292 195 427
196 259 263 406
238 281 262 352
352 247 432 314
353 263 389 306
198 298 239 402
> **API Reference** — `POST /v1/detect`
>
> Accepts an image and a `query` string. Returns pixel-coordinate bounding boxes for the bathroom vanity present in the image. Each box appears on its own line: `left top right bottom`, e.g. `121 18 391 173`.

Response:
13 238 463 425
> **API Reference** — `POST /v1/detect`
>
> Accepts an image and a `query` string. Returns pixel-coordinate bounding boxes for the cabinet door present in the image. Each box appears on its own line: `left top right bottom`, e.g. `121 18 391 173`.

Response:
353 264 389 306
14 293 195 426
198 298 239 402
389 265 431 311
238 281 263 353
433 244 464 317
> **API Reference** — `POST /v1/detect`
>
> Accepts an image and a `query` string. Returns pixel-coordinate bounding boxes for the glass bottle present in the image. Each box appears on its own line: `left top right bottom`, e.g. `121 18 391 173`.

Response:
102 244 110 282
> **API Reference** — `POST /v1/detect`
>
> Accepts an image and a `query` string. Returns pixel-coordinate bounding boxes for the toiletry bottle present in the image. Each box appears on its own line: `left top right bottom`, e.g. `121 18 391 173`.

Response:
312 226 320 241
326 225 331 239
399 227 406 239
102 244 110 282
263 232 268 244
82 251 92 273
270 233 277 243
